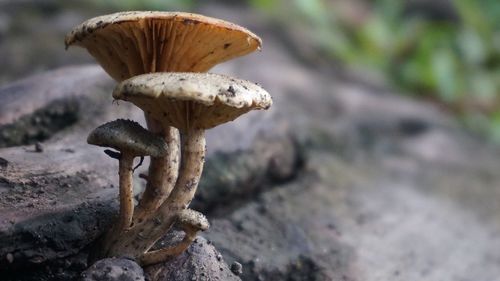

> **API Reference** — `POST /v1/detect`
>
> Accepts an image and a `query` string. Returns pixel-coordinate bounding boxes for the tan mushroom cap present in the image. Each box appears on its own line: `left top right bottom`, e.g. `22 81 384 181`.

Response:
65 11 262 81
112 72 272 131
87 119 168 157
177 209 209 231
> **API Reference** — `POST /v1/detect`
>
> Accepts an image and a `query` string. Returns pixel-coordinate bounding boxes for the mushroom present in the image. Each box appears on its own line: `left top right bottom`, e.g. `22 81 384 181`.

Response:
65 11 262 225
100 72 272 264
87 119 168 232
141 209 209 265
65 11 262 80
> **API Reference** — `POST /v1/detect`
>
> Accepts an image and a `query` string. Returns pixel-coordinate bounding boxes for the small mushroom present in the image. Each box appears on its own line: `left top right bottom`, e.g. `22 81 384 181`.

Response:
87 119 168 231
140 209 209 265
104 72 272 264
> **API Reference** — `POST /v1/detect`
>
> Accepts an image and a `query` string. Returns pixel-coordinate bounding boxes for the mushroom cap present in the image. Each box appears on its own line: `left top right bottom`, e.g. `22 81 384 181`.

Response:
112 72 272 131
87 119 168 157
65 11 262 81
177 209 209 231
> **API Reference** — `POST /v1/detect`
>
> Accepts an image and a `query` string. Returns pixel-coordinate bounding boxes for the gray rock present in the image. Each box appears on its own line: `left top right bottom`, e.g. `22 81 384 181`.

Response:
230 261 243 276
145 235 241 281
82 258 144 281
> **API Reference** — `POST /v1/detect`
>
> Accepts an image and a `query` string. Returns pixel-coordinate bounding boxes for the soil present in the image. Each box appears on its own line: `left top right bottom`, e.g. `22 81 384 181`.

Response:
0 98 80 148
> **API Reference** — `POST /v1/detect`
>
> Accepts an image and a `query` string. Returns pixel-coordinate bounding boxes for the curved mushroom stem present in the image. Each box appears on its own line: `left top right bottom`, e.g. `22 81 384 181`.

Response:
117 153 135 231
140 236 191 265
133 119 180 225
104 129 205 261
140 209 209 265
162 128 205 210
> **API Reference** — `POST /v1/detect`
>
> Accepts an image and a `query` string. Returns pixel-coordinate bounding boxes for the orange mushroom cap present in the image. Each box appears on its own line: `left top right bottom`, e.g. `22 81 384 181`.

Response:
65 11 262 81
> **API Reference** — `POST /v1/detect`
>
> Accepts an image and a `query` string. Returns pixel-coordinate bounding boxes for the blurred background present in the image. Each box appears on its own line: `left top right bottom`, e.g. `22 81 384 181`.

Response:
0 0 498 140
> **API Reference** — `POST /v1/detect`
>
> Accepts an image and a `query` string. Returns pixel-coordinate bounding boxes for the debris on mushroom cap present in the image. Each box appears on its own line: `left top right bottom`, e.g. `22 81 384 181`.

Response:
65 11 262 81
177 209 210 231
87 119 168 157
112 72 272 131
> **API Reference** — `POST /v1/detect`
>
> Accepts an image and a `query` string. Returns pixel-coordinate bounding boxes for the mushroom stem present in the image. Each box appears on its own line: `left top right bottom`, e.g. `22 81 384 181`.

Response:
117 153 135 231
89 152 141 262
104 129 205 261
163 128 205 210
133 119 180 225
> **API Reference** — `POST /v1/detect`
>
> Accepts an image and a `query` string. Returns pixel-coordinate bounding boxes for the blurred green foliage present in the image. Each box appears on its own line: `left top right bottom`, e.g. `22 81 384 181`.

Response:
250 0 500 139
86 0 195 11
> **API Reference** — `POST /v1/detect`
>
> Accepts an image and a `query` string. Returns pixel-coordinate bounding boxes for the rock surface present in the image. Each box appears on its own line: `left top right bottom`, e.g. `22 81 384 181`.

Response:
82 258 144 281
145 235 241 281
1 4 500 281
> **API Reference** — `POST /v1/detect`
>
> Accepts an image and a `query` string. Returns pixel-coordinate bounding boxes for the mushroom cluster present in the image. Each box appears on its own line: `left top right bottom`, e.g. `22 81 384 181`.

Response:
66 12 272 266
